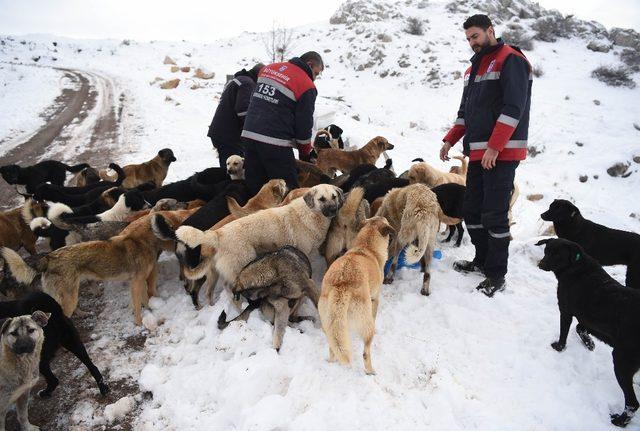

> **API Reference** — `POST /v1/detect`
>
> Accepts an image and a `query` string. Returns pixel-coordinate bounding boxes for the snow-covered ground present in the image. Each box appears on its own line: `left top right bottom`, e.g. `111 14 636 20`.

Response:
0 63 63 154
1 0 640 429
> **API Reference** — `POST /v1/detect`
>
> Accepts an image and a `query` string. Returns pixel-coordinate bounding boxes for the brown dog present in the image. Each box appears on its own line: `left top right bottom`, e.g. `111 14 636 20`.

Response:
377 183 442 296
323 187 370 266
296 160 332 187
316 136 394 177
2 208 196 324
0 201 46 255
318 216 394 375
101 148 176 188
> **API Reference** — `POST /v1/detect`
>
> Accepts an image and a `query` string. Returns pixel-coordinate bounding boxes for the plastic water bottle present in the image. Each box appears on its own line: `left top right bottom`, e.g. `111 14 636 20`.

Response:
384 248 443 276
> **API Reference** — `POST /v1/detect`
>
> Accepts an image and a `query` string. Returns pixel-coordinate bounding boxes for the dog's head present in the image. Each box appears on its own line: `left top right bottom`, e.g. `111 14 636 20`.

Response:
226 155 245 179
362 215 395 243
368 136 394 152
123 189 149 212
541 199 580 223
303 184 344 218
313 130 332 149
158 148 177 164
257 179 288 206
0 165 21 184
536 238 584 273
1 311 49 355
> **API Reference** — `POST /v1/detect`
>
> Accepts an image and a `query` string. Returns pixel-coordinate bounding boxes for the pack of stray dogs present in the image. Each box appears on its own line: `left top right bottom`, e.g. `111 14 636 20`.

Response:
0 126 639 428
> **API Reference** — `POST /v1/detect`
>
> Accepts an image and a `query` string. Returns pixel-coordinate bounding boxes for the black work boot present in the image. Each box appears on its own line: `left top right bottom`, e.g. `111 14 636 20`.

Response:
476 277 506 297
453 260 485 275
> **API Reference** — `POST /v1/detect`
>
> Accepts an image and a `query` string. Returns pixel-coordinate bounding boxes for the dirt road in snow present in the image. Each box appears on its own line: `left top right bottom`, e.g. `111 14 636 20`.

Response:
0 66 123 208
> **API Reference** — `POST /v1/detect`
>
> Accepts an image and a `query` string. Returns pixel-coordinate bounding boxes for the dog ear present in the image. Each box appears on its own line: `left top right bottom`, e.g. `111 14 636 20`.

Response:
378 222 395 238
31 310 50 328
535 238 553 246
1 318 11 335
303 189 316 209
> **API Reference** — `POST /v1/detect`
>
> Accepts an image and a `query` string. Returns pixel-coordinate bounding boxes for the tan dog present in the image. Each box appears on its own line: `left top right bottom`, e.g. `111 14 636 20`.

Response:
0 311 49 431
377 183 442 296
323 187 370 266
226 179 288 219
318 216 394 375
447 155 468 176
3 209 196 325
176 184 344 288
370 197 384 216
408 160 466 188
152 180 289 307
316 136 394 177
0 202 45 255
71 166 100 187
100 148 176 188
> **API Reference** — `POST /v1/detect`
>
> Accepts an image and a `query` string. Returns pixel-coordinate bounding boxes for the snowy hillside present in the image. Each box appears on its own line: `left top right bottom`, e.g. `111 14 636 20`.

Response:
1 0 640 429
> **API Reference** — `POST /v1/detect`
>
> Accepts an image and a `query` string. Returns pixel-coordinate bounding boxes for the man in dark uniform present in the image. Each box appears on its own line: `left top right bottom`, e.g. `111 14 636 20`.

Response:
440 14 532 297
207 63 263 167
241 51 323 195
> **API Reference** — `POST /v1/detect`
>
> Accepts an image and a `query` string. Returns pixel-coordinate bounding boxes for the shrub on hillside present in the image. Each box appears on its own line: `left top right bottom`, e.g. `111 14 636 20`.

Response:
531 14 577 42
620 48 640 72
405 17 424 36
501 27 534 51
591 65 636 88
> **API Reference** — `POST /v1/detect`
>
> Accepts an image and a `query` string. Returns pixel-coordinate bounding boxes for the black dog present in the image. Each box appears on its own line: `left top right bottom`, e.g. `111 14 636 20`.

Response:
363 177 410 203
143 167 230 205
352 158 396 190
339 164 378 192
431 183 466 247
0 291 109 397
33 163 125 206
541 199 640 288
0 160 91 193
537 238 640 427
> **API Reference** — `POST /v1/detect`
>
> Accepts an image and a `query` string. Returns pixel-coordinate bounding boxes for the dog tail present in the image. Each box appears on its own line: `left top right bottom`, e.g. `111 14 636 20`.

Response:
0 247 43 285
411 158 424 163
47 202 74 230
176 225 214 249
63 163 91 173
320 287 352 365
226 196 251 218
217 301 261 330
401 197 439 265
452 155 468 177
151 213 177 241
102 163 126 185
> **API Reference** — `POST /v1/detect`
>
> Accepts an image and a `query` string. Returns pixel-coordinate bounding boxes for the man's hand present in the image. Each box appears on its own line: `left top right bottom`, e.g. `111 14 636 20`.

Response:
439 142 452 162
481 148 499 169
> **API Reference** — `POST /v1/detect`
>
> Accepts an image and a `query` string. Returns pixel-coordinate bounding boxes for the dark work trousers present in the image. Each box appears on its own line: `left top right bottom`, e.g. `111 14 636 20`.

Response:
463 160 519 279
211 138 244 168
243 139 299 196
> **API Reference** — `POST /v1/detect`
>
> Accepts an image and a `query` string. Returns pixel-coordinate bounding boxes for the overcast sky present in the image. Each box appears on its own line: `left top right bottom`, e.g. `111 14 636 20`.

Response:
0 0 637 42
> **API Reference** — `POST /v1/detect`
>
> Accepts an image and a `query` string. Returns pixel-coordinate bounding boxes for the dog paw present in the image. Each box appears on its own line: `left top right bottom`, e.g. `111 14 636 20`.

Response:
365 369 377 376
420 287 430 296
611 412 632 427
99 382 110 396
551 341 566 352
383 276 394 285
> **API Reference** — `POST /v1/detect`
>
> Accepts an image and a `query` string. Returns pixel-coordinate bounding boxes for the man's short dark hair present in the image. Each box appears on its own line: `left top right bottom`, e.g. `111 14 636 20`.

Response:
300 51 324 69
463 14 493 30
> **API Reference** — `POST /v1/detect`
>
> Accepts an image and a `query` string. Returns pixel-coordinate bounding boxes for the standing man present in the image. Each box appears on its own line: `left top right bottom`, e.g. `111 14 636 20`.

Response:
241 51 324 195
207 63 263 167
440 14 532 297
